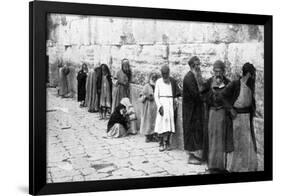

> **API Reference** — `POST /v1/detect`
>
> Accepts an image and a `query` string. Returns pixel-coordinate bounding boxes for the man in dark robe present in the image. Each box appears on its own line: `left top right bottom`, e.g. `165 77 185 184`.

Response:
182 56 205 165
218 63 257 172
201 60 233 174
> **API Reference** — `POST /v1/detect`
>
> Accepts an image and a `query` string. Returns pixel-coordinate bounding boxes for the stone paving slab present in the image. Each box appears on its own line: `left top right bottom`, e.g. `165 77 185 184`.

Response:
46 88 207 183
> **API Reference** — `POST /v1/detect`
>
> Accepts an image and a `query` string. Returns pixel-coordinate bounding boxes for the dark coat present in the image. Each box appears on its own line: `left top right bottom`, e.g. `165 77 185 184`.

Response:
169 77 181 124
219 79 257 152
107 104 128 132
201 76 234 153
76 70 87 102
182 71 204 151
95 67 103 106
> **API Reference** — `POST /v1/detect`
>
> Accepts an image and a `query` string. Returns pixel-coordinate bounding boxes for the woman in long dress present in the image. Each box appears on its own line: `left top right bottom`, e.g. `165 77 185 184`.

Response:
111 59 132 113
85 68 99 113
139 73 158 142
59 65 70 97
99 64 112 119
77 63 88 106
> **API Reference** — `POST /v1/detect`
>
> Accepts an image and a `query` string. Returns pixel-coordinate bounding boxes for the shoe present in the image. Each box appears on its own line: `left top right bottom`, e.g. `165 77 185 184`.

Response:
159 145 165 152
188 154 202 165
145 136 151 143
165 142 172 151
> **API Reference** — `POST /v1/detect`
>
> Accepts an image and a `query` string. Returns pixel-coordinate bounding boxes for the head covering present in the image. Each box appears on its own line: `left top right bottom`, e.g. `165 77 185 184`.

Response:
147 72 158 82
188 56 200 68
242 62 256 76
120 97 132 110
213 60 225 70
107 103 127 132
160 65 170 74
120 97 136 120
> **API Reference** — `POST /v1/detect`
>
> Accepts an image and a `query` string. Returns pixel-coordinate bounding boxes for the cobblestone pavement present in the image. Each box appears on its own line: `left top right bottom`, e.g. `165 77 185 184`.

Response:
47 88 207 183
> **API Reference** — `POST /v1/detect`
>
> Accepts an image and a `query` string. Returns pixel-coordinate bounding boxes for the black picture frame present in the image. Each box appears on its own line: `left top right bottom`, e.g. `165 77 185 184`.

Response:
29 0 273 195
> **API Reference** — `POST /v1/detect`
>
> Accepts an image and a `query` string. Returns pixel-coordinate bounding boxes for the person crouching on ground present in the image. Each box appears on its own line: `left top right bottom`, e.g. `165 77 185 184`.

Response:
107 104 128 138
139 72 158 143
120 98 138 135
154 65 181 151
99 64 112 120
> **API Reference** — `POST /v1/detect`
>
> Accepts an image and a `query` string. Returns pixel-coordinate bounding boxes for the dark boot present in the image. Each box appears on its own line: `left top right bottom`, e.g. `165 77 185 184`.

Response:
159 137 165 152
145 135 151 143
165 140 172 151
188 154 202 165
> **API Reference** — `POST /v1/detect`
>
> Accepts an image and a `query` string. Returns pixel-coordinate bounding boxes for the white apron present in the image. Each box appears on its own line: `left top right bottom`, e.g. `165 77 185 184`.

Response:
154 78 175 134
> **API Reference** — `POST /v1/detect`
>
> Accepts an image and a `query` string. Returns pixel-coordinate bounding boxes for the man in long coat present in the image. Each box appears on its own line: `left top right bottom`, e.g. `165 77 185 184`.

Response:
218 63 257 172
154 65 181 151
182 56 205 165
201 60 233 173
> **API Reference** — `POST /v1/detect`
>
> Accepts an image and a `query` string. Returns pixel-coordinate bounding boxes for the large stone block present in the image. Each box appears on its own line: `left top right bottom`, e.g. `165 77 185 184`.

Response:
132 19 157 44
110 45 139 69
154 20 193 44
227 42 264 68
134 44 168 66
169 43 227 66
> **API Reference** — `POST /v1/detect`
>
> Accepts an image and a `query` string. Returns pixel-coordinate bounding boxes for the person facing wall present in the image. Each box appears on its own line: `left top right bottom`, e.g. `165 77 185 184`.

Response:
111 58 132 114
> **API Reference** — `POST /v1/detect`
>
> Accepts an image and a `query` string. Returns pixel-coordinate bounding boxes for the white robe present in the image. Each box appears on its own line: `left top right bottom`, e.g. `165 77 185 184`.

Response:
154 78 175 134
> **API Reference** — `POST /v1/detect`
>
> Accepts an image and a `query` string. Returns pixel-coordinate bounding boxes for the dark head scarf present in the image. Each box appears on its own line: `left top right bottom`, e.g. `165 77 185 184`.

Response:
213 60 225 71
148 72 158 91
107 104 127 132
242 62 256 93
188 56 200 69
121 58 132 82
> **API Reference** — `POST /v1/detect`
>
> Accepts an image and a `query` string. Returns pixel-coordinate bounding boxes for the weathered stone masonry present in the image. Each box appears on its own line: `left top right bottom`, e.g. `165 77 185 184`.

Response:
47 14 264 170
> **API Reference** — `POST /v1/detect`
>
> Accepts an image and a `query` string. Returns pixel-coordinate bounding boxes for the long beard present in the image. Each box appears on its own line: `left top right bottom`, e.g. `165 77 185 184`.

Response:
247 78 256 93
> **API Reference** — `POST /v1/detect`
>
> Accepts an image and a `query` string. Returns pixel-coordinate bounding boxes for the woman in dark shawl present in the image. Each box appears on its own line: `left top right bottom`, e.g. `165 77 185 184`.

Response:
99 64 112 119
77 63 88 106
111 59 132 113
107 104 128 138
59 65 70 97
85 67 99 113
95 65 103 111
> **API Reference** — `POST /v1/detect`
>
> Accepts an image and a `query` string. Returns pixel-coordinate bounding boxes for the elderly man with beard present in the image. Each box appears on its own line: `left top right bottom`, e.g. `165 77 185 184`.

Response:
154 65 181 152
218 63 258 172
201 60 233 174
182 56 205 165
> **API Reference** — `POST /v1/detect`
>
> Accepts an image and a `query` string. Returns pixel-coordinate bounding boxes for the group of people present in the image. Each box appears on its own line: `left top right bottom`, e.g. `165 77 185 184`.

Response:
183 57 257 173
58 55 258 174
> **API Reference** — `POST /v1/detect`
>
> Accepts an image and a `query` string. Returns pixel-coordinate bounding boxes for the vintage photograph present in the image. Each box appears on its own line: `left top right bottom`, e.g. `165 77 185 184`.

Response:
46 14 264 183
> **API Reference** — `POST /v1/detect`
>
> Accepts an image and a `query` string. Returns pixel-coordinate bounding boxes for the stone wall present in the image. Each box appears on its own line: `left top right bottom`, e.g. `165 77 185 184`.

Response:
47 14 264 170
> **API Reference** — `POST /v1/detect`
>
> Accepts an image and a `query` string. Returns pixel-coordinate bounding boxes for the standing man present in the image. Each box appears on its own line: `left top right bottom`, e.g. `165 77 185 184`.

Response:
219 63 258 172
202 60 233 174
154 65 181 151
182 56 205 165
